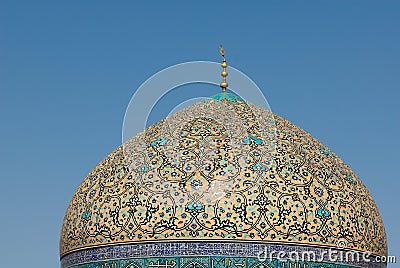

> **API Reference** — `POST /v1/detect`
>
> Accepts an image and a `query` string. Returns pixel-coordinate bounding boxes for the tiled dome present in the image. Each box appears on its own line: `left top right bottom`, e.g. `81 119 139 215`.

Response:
60 92 387 268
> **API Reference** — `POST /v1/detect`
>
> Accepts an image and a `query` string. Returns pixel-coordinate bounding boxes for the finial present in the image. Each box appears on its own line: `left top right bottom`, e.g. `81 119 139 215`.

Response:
219 45 228 92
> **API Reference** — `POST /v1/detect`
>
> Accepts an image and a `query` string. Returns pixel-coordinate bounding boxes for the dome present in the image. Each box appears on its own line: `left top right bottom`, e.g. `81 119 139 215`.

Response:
60 92 387 268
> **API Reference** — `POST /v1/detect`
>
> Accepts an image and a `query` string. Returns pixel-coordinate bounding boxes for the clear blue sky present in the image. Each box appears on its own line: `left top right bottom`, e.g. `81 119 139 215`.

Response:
0 1 399 267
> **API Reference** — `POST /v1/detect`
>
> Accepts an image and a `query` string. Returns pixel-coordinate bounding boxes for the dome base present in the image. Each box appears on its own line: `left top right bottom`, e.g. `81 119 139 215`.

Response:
61 241 385 268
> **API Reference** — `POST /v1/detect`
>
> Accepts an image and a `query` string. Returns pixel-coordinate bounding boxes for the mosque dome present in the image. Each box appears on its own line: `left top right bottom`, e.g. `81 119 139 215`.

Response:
60 51 387 267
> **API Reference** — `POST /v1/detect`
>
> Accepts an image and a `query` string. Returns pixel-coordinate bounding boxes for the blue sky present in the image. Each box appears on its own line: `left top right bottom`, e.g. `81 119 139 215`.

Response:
0 1 399 267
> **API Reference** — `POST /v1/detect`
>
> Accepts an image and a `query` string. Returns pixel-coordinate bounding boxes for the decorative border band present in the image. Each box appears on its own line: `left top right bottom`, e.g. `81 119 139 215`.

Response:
61 242 385 268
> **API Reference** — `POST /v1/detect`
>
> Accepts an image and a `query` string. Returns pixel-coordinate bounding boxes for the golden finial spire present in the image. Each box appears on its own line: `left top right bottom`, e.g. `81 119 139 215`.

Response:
219 45 228 92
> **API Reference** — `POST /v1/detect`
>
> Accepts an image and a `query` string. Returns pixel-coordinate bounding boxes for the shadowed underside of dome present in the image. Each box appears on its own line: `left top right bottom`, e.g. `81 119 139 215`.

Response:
60 93 387 267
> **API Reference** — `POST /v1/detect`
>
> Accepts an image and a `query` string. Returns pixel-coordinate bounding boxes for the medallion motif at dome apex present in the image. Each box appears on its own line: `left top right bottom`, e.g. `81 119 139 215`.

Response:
60 93 387 258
